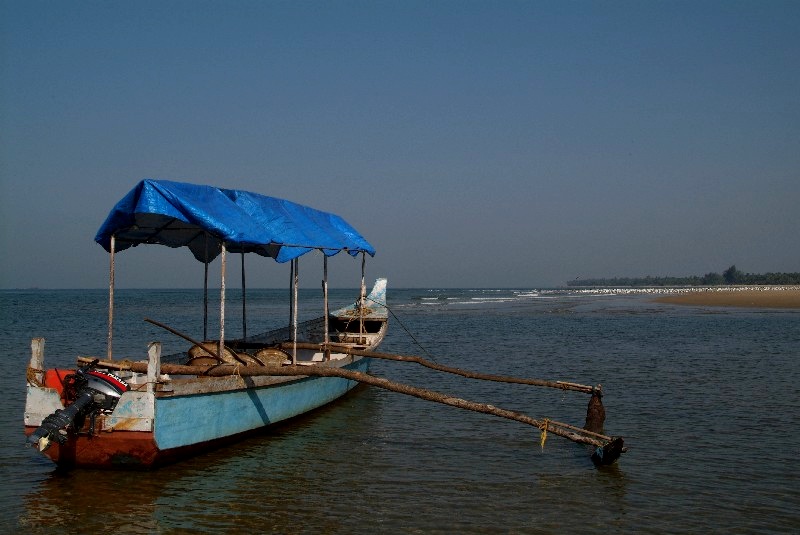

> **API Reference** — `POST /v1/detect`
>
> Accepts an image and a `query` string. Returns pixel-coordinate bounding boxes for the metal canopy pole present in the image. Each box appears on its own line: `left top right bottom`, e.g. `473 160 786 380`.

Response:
203 234 209 341
323 254 330 361
288 259 294 333
241 252 247 340
292 257 299 365
360 252 366 344
106 235 115 361
219 242 226 359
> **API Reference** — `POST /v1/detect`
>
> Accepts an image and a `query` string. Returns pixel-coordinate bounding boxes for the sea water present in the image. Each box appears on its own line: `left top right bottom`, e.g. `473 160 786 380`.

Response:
1 288 798 533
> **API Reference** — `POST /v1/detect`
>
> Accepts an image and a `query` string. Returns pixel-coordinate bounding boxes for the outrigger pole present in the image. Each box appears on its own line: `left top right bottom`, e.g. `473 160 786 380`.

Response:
282 343 601 395
283 342 607 434
80 353 625 466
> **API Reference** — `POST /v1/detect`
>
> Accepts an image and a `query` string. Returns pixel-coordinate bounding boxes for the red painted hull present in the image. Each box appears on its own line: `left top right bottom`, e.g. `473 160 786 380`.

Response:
25 427 161 468
23 426 275 469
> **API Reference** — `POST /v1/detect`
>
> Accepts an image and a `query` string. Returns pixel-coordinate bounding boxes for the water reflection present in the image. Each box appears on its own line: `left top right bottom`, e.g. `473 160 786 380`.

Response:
20 467 161 533
20 386 379 533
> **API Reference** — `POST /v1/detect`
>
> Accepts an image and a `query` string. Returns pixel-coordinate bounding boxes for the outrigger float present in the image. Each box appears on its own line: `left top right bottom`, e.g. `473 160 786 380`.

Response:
24 179 625 469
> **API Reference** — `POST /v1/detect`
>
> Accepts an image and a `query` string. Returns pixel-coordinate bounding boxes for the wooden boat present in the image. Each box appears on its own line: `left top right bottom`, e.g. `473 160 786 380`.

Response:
24 179 387 468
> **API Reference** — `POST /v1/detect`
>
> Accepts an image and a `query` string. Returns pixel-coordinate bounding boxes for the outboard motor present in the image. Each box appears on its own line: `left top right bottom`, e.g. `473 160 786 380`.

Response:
27 359 128 452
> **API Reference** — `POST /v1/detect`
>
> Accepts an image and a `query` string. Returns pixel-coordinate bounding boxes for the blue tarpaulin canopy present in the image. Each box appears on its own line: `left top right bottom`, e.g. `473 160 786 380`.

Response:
95 179 376 263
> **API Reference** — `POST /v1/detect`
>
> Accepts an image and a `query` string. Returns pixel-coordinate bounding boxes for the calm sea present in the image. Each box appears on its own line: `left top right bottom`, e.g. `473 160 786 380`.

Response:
1 287 798 533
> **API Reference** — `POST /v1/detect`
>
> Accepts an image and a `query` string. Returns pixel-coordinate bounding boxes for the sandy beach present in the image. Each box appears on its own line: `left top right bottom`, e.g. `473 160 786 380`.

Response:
654 288 800 309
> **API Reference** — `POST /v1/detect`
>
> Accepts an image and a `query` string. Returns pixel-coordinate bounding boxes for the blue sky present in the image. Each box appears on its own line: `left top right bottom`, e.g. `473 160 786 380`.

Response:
1 0 798 288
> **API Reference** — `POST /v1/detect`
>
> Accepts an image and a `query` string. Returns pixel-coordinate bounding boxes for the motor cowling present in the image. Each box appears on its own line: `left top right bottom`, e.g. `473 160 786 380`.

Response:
27 360 128 452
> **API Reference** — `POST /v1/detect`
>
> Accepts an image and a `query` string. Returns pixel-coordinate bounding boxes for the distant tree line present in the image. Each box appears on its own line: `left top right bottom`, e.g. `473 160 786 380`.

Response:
567 265 800 287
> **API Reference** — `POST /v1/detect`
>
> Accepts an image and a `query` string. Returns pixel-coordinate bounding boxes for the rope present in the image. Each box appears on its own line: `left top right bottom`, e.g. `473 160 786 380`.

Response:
365 296 438 364
26 366 45 387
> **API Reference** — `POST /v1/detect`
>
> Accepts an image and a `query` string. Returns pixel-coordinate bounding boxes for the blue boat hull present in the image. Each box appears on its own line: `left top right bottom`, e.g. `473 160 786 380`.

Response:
25 357 370 468
155 357 370 450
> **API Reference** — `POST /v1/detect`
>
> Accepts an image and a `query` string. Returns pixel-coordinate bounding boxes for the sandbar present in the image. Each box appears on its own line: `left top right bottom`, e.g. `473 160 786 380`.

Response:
654 289 800 309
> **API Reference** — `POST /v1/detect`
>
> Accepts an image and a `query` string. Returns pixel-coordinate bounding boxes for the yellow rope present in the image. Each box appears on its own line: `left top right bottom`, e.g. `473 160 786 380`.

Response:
539 419 549 449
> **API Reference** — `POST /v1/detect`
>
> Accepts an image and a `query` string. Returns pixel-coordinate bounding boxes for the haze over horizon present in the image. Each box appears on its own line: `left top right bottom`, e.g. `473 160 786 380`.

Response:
2 1 798 289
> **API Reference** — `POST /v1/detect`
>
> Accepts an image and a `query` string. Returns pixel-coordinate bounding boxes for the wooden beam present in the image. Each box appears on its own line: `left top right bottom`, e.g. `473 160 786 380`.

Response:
280 342 600 395
76 356 621 452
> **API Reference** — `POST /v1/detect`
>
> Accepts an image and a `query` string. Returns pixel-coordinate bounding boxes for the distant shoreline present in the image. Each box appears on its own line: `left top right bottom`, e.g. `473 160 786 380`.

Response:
653 287 800 309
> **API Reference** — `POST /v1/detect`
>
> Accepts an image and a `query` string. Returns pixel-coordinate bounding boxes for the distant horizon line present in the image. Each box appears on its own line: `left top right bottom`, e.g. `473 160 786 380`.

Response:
1 286 565 291
5 284 800 292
